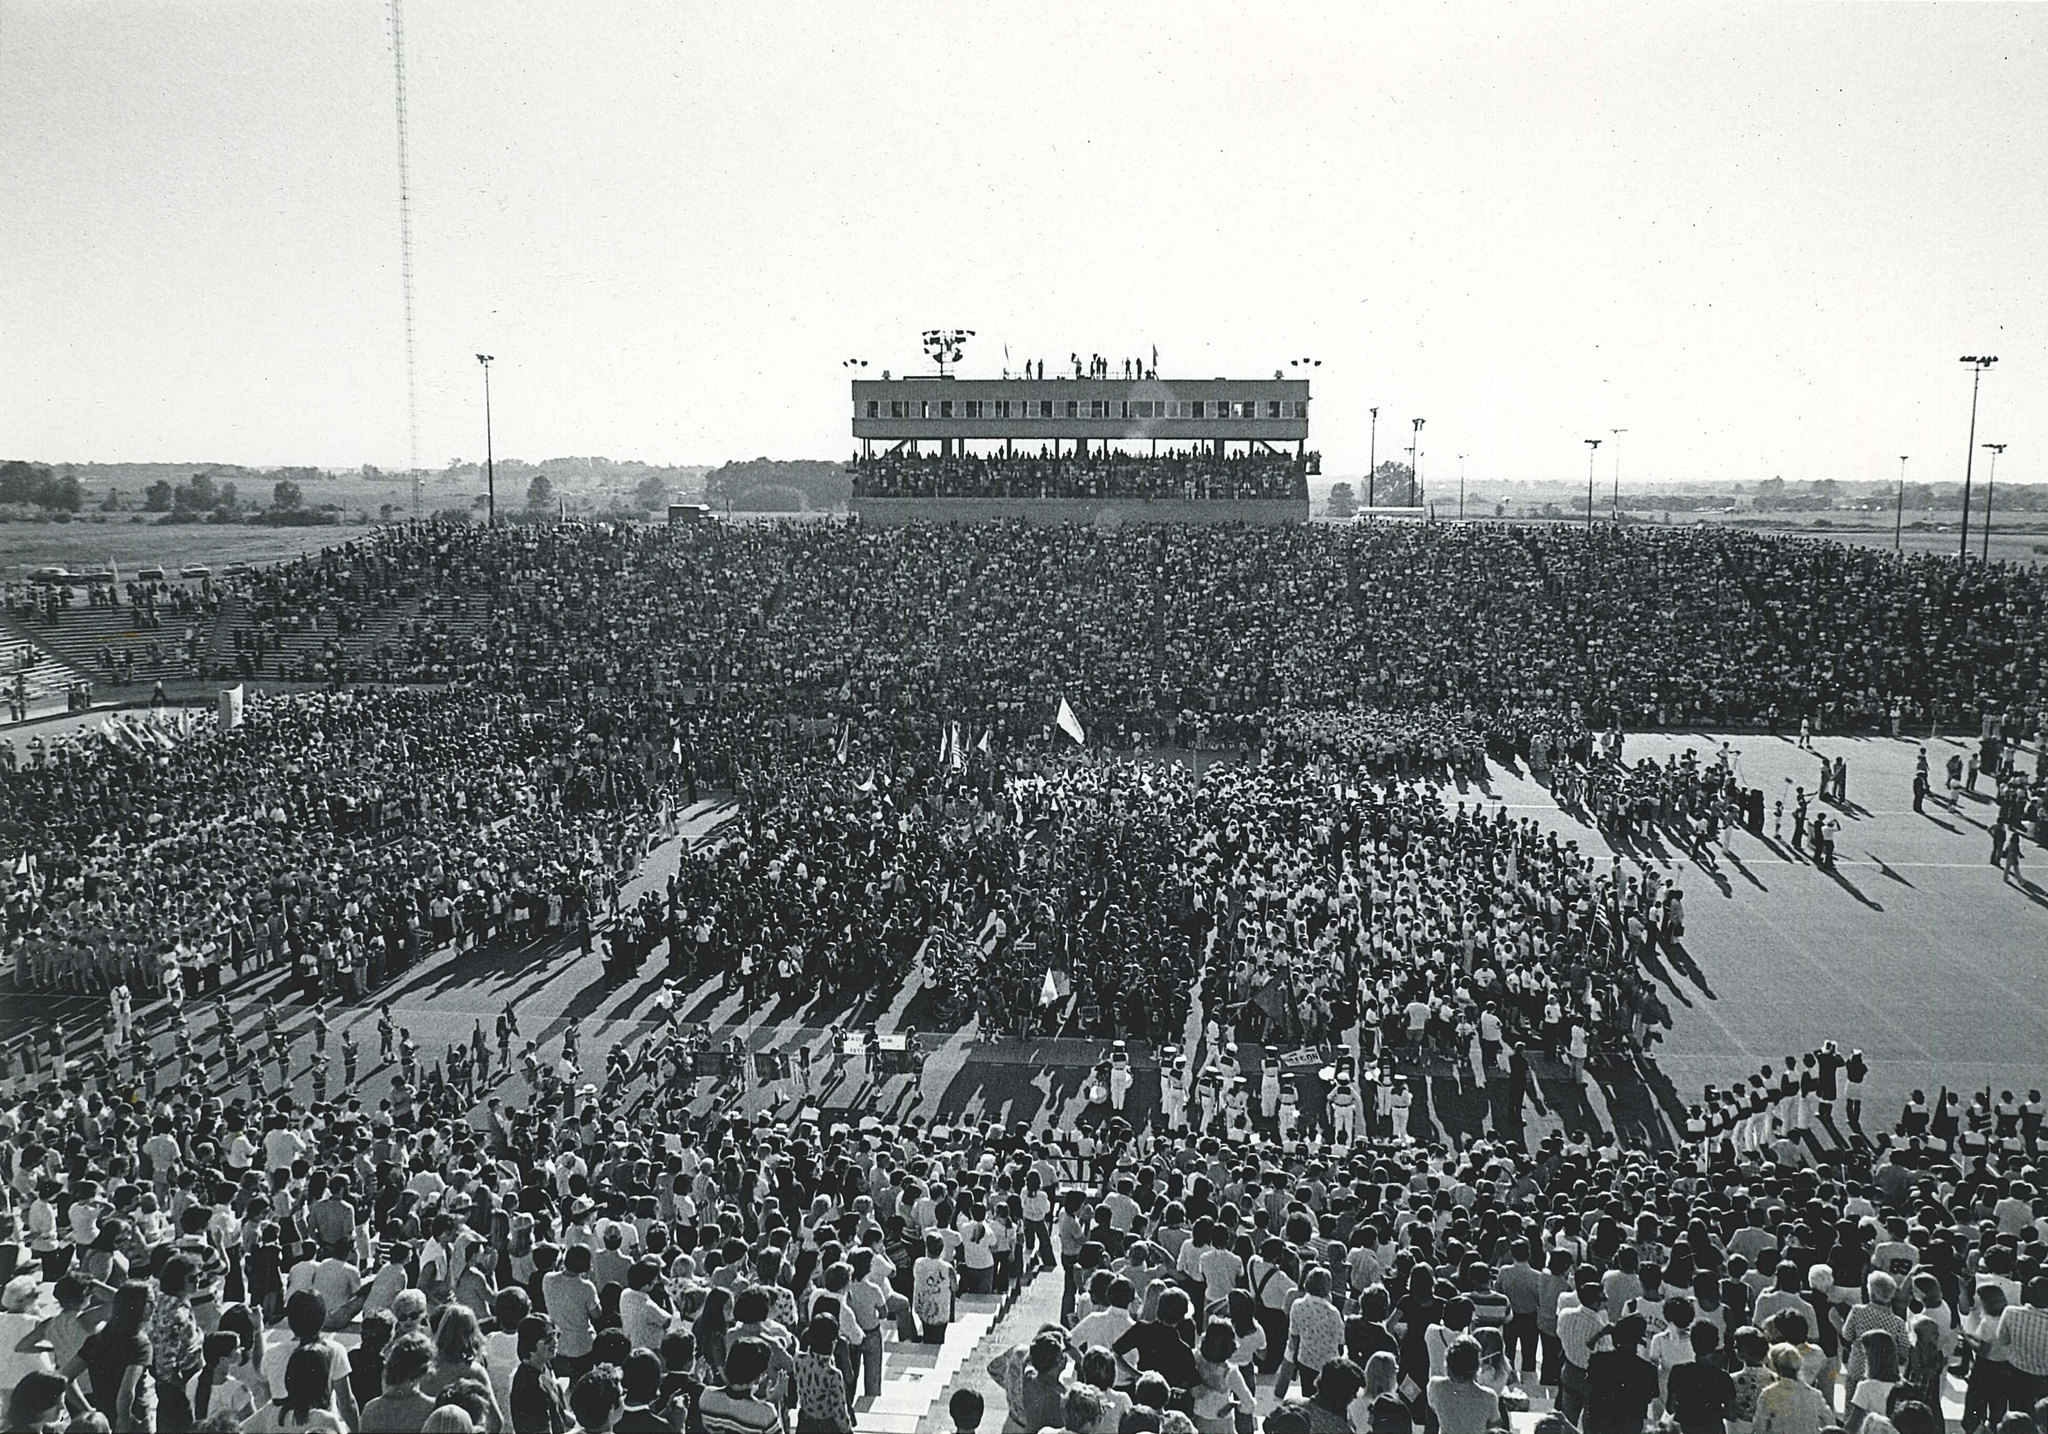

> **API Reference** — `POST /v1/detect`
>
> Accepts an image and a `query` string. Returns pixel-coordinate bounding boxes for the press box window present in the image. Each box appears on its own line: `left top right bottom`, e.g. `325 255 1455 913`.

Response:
890 401 906 419
865 400 879 419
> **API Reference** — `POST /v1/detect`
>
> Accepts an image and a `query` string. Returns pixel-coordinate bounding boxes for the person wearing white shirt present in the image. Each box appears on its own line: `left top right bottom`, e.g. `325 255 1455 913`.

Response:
1068 1276 1137 1355
620 1258 676 1351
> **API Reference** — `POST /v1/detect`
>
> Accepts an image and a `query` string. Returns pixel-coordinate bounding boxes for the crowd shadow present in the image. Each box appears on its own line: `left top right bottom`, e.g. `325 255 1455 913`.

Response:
2006 873 2048 910
1723 849 1770 891
1823 862 1884 911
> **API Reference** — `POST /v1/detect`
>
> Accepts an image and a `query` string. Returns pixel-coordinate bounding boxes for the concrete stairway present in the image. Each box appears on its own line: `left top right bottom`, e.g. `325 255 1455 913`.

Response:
0 617 97 708
852 1268 1064 1434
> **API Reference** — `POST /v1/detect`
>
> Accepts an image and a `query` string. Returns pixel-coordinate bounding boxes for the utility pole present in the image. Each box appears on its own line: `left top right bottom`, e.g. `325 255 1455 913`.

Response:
1367 407 1378 510
476 354 497 525
1957 356 1997 559
1894 455 1907 553
1981 443 2006 562
1584 438 1602 527
1458 454 1467 520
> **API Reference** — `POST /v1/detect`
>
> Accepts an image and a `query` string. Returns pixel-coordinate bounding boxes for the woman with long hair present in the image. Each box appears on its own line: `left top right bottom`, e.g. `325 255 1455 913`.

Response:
694 1285 733 1383
244 1346 346 1433
149 1253 204 1432
76 1280 154 1433
1191 1319 1256 1434
424 1303 507 1430
1847 1329 1899 1434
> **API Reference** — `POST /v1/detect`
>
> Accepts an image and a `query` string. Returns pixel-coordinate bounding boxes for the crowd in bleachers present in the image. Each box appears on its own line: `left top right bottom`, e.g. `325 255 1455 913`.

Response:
0 686 707 1006
2 517 2048 1428
8 1020 2048 1434
851 452 1315 502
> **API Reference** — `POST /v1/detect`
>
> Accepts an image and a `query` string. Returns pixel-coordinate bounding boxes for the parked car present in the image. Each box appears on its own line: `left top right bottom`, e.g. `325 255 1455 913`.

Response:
29 566 71 583
179 564 212 579
221 561 252 577
136 566 167 582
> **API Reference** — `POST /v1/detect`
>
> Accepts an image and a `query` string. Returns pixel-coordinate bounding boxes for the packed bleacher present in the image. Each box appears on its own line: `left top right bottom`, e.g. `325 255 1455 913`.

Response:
6 1024 2048 1434
850 452 1315 502
3 517 2048 1429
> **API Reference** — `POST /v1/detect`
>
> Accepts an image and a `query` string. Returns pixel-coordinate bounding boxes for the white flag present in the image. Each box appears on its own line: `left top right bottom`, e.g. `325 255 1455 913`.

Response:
1054 696 1085 746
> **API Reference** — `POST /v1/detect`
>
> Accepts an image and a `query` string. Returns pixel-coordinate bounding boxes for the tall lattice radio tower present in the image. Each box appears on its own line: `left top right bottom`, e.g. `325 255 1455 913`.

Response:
390 0 421 496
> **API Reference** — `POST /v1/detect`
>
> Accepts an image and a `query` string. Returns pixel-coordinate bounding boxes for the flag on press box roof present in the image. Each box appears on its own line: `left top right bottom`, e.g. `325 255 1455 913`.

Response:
1055 695 1086 745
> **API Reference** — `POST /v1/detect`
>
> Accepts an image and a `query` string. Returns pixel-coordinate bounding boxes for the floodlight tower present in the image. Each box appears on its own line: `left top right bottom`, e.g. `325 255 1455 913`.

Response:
1367 407 1378 509
1981 443 2006 562
1411 418 1425 508
921 330 975 377
1610 428 1627 516
1584 438 1603 527
1894 456 1908 553
1957 356 1997 559
476 354 496 524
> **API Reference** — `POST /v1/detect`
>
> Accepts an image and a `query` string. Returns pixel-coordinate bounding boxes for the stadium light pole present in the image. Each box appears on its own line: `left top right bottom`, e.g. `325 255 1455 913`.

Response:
1584 438 1602 527
1458 453 1467 520
1367 407 1378 510
476 354 496 525
1610 428 1627 517
1412 418 1425 509
1981 443 2006 562
1894 455 1907 553
1957 356 1996 559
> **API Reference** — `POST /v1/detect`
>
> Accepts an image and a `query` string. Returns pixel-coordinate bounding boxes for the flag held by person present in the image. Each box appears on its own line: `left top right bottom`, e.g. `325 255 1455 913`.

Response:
1055 695 1085 746
834 721 850 766
948 721 967 774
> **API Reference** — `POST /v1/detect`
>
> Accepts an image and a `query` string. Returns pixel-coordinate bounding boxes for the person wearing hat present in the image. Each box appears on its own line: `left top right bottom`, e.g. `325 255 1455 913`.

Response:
1224 1076 1250 1141
1195 1067 1220 1136
1278 1075 1300 1151
1108 1041 1133 1113
1330 1075 1359 1147
1160 1054 1186 1133
1388 1075 1413 1139
1260 1053 1282 1124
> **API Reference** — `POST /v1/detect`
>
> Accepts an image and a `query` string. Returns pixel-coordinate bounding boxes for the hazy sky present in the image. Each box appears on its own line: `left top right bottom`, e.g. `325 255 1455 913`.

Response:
3 2 2042 483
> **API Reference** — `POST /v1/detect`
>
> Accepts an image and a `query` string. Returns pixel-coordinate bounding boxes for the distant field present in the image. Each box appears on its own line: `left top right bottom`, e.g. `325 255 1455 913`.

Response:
0 520 351 582
1791 526 2048 564
1670 510 2048 565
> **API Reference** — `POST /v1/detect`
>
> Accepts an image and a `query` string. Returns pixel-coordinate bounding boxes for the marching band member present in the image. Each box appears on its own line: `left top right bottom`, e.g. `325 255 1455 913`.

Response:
1108 1041 1133 1112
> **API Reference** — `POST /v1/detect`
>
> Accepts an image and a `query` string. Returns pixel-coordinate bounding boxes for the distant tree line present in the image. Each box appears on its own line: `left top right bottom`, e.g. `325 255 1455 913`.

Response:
0 461 84 512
